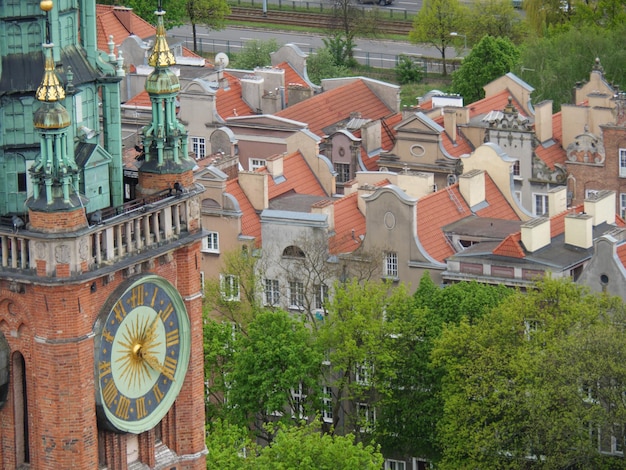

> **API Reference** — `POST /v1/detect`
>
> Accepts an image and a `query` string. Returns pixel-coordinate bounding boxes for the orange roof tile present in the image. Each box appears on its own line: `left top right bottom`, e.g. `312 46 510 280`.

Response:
226 178 261 245
493 232 525 258
276 79 394 137
618 242 626 268
417 173 521 263
534 111 565 169
329 192 366 254
216 72 254 119
276 61 310 89
267 151 327 199
467 89 523 118
125 90 151 108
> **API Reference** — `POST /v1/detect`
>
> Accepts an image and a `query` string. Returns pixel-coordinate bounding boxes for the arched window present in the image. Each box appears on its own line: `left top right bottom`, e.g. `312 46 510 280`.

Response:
282 245 305 258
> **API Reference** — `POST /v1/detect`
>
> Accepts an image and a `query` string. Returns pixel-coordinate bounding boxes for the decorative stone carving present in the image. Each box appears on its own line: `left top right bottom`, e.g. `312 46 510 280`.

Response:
54 244 70 264
566 131 605 164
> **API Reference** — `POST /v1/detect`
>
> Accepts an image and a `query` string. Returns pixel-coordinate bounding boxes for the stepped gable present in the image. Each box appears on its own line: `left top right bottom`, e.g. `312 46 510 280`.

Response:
416 173 520 263
276 79 393 137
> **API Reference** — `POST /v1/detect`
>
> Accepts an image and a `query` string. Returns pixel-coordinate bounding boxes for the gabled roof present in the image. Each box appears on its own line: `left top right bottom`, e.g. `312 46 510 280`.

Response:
416 173 520 263
356 113 403 171
617 242 626 268
534 111 565 170
226 178 261 243
328 192 366 254
267 151 327 200
216 72 254 119
275 79 394 138
467 89 524 120
275 61 310 89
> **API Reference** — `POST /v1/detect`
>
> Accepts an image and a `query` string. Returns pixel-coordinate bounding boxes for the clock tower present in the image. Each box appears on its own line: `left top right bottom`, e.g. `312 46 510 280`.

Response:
0 1 206 469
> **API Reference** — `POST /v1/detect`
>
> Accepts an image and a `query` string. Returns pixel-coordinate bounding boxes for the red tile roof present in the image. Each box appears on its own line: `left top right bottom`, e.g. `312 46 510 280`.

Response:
467 89 523 118
534 111 565 169
416 173 521 263
216 72 254 119
493 232 525 258
329 192 366 254
267 151 327 199
275 79 394 137
226 178 262 245
617 242 626 268
275 61 310 89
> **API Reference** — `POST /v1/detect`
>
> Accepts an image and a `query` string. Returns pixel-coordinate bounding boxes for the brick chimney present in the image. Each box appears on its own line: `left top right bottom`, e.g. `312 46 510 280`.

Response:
521 217 551 253
459 169 485 208
565 212 593 249
113 7 134 34
584 190 615 225
534 100 553 144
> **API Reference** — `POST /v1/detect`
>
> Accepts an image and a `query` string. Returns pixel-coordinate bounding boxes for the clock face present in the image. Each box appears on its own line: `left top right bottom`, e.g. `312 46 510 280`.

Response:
95 275 190 434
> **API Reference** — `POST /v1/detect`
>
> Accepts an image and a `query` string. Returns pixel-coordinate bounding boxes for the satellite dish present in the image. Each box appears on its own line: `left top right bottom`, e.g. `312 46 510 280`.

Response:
215 52 229 68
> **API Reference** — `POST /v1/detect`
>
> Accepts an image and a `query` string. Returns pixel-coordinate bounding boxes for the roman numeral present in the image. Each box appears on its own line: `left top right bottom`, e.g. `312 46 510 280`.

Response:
128 284 145 309
102 380 118 408
159 303 173 323
150 286 160 308
163 356 177 379
113 301 127 323
99 361 112 379
153 383 164 403
102 328 114 343
116 395 130 420
166 329 179 347
136 397 147 419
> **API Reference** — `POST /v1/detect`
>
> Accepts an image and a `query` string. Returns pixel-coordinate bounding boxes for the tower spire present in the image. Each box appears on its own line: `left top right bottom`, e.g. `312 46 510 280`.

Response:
137 1 193 197
27 0 87 226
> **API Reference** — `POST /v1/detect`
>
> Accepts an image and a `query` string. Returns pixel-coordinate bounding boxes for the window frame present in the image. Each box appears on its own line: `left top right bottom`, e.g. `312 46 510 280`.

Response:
384 251 398 278
288 280 305 310
220 274 240 302
335 162 351 183
191 136 206 159
620 148 626 178
264 278 280 306
322 386 333 423
533 193 549 216
250 158 266 171
202 231 219 253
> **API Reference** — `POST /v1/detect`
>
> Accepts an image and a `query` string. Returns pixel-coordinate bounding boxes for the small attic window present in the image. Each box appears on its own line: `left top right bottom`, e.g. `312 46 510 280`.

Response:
283 245 305 258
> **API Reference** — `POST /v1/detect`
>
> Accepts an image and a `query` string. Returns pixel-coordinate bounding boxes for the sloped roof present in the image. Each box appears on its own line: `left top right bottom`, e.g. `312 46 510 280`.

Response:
416 173 520 263
617 242 626 268
267 151 327 199
328 192 366 254
275 61 309 89
432 113 474 158
275 79 394 137
356 112 403 171
468 89 524 118
493 232 525 258
216 72 254 119
534 111 565 170
226 178 262 244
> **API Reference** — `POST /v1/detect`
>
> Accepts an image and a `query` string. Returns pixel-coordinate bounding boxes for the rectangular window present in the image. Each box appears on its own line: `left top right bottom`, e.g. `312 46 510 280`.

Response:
385 459 406 470
202 232 219 253
191 136 206 159
620 149 626 177
291 383 305 419
621 193 626 219
585 189 599 198
335 162 351 183
322 386 333 423
264 279 280 306
289 281 305 310
512 160 521 177
250 158 266 171
314 283 328 310
356 361 373 386
220 274 240 301
384 252 398 278
357 402 376 432
533 193 549 216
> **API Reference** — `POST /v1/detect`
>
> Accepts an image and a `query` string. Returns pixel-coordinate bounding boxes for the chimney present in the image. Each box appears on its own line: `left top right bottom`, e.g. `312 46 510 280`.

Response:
584 190 615 226
240 75 264 113
265 153 284 179
548 186 567 216
521 217 551 253
443 108 457 143
565 212 593 249
238 171 268 211
458 169 485 208
357 184 376 216
534 100 553 144
361 120 382 154
457 106 470 125
311 199 335 232
397 172 434 200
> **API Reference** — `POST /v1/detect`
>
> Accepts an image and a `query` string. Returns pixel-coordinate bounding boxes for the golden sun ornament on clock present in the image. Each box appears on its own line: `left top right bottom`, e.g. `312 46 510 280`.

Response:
95 275 191 434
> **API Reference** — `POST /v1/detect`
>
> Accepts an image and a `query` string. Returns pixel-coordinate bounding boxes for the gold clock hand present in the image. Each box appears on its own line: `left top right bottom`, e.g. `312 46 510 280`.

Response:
142 352 175 381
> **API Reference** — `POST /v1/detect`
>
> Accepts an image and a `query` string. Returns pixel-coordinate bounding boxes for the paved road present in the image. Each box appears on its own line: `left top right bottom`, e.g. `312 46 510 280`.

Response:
169 25 460 69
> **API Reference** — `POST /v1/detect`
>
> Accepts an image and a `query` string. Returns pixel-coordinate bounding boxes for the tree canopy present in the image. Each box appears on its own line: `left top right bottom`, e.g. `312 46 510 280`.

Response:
451 35 520 105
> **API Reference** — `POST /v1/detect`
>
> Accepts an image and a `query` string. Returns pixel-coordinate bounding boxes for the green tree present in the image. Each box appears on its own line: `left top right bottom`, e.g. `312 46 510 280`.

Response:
256 420 384 469
451 35 520 104
395 54 424 85
186 0 231 53
228 310 323 442
205 419 383 469
466 0 527 44
99 0 187 27
306 47 351 85
230 39 280 69
523 0 572 36
408 0 468 76
433 278 626 469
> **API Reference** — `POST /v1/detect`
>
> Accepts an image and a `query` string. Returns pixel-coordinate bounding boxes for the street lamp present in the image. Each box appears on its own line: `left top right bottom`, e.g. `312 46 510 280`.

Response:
450 32 467 55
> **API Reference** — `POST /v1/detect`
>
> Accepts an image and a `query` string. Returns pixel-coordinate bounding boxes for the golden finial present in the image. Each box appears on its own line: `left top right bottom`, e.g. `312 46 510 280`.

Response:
147 10 176 68
36 44 65 102
40 0 53 12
